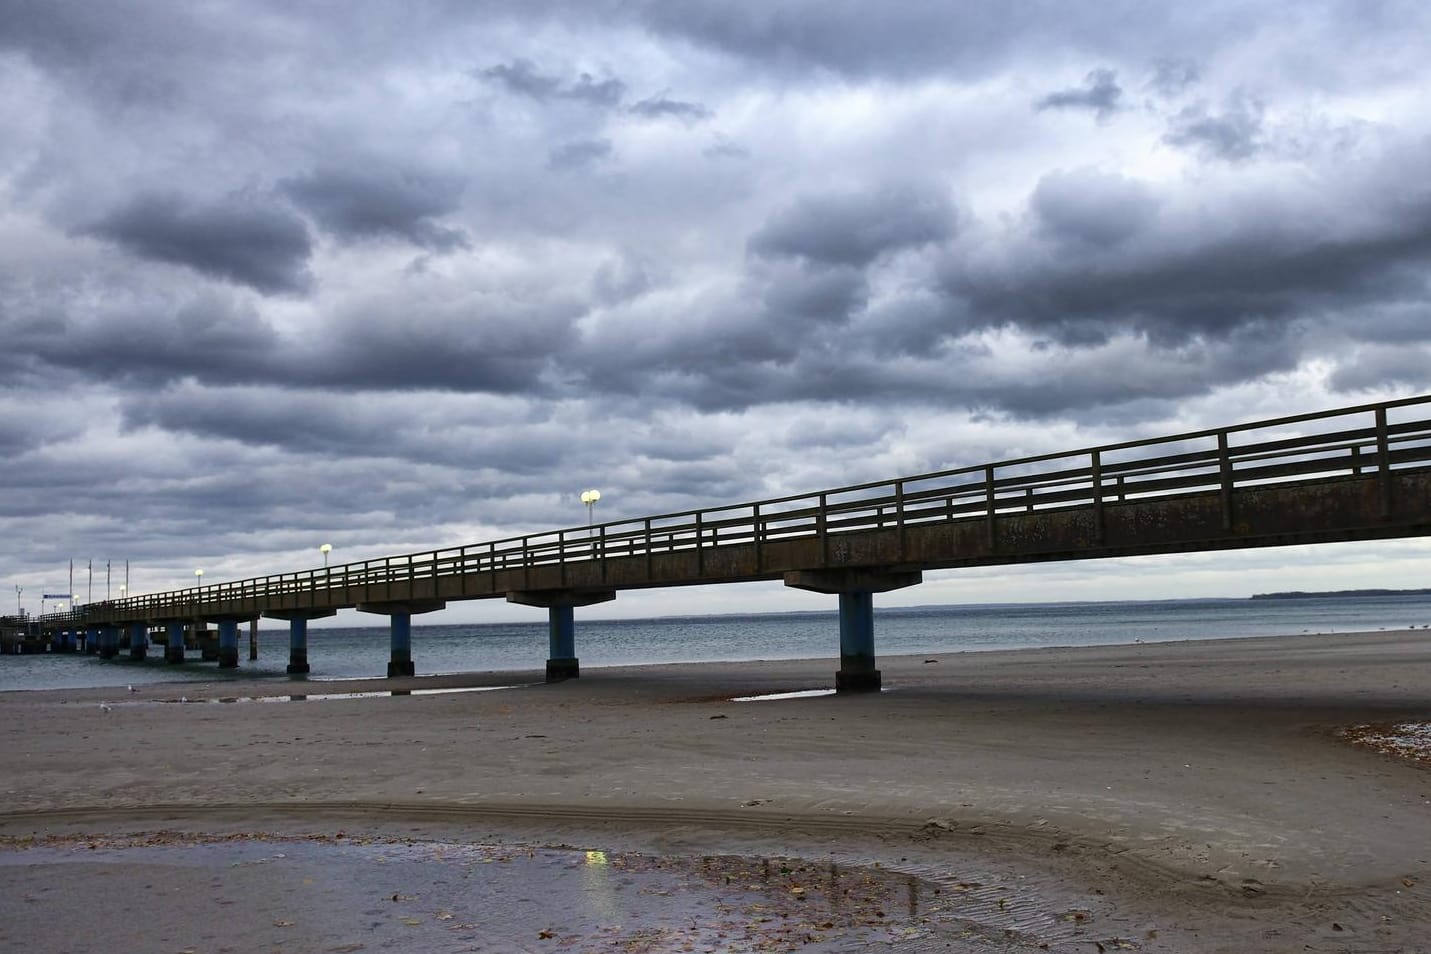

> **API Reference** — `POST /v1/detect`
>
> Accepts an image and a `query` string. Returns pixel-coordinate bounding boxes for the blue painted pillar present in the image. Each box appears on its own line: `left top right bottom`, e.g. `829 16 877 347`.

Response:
836 591 880 693
165 621 186 664
84 625 100 655
287 617 310 674
387 612 414 677
128 622 148 660
217 619 239 668
546 606 579 681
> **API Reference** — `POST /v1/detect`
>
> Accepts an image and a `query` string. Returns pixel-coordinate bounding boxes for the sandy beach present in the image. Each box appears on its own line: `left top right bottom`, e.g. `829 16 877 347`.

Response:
1 629 1428 952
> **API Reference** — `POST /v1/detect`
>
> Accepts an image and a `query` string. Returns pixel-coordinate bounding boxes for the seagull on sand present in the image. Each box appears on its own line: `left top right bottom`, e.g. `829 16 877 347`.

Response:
127 684 136 693
99 703 112 712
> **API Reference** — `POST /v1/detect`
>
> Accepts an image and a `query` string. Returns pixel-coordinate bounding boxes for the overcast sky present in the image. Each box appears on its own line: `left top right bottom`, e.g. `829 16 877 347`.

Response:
4 1 1431 627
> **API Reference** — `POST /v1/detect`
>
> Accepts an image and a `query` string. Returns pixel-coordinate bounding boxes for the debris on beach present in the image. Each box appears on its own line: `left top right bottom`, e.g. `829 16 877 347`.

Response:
1340 721 1431 764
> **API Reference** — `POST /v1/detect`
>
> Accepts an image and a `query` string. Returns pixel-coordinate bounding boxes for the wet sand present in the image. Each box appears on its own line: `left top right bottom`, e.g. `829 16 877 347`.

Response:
1 629 1428 952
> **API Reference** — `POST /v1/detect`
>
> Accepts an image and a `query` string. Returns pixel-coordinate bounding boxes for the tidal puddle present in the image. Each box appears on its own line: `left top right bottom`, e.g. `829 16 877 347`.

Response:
151 684 533 705
0 834 1042 952
732 688 838 701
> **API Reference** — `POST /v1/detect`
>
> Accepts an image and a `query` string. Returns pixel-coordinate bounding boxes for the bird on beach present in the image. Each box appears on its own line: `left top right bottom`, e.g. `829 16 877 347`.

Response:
99 703 112 712
127 684 136 693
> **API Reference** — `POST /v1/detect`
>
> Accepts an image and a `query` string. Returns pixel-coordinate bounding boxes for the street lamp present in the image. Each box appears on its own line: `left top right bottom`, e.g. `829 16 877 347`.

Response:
194 569 204 591
580 489 601 527
14 585 21 618
320 543 332 567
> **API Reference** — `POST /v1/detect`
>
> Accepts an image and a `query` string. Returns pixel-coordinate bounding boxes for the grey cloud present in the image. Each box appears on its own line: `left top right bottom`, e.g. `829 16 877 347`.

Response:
1328 344 1431 394
629 93 713 121
749 185 954 267
84 192 313 294
3 285 283 387
1164 94 1265 160
548 139 614 170
761 263 868 325
1147 58 1201 97
1032 169 1161 248
1034 68 1123 120
281 166 470 252
481 59 626 107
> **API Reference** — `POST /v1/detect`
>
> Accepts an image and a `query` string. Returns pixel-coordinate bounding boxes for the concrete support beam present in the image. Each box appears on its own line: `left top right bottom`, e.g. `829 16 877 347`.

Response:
165 621 186 665
782 568 923 595
216 619 239 669
784 568 921 694
506 589 616 683
357 601 445 678
84 625 99 655
96 625 118 659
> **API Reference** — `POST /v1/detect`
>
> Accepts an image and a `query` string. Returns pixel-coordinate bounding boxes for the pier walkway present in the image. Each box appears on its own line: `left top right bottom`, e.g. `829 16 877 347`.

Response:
36 395 1431 690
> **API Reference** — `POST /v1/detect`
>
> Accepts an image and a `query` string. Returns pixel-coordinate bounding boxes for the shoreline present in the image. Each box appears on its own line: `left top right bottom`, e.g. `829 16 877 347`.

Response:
3 629 1429 951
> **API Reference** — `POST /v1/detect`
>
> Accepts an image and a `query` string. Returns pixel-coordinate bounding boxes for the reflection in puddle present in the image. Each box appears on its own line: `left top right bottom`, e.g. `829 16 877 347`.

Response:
0 836 1002 952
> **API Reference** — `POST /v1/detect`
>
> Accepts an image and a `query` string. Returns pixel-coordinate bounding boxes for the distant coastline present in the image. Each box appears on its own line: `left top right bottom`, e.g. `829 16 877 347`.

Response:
1250 588 1431 600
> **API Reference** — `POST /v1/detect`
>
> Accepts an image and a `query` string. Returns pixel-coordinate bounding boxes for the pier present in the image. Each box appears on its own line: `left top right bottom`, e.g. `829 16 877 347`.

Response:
28 395 1431 690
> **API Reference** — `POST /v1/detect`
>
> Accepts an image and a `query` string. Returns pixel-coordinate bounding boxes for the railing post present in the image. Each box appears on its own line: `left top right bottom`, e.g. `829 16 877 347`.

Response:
522 536 531 589
559 529 567 587
819 493 829 564
644 518 653 582
1376 406 1392 518
753 503 763 573
895 480 906 561
599 524 607 583
1218 431 1234 532
985 466 997 552
695 511 704 575
1091 449 1104 544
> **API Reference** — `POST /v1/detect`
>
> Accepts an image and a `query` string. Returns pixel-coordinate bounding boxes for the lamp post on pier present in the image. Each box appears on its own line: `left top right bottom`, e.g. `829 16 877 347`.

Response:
581 489 601 536
320 543 332 567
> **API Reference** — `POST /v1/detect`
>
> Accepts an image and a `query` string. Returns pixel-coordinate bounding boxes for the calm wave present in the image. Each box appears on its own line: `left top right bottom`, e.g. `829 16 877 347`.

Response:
6 595 1431 692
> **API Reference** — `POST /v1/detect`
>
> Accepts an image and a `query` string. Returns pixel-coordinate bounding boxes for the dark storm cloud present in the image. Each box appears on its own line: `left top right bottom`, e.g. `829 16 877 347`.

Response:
629 93 713 122
1164 95 1265 161
748 185 954 267
942 175 1431 348
1 282 283 386
631 2 1270 80
1034 68 1123 120
1031 169 1160 248
760 263 868 324
84 192 313 294
480 59 626 108
280 166 470 252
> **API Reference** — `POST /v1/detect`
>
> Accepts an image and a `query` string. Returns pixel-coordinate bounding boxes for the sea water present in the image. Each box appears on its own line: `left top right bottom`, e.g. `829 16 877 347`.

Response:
5 595 1431 692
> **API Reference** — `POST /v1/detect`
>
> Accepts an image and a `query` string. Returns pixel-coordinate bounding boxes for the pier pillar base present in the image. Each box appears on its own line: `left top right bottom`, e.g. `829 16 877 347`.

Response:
164 620 186 664
356 601 445 679
507 589 615 683
216 619 240 669
784 569 920 695
128 623 148 661
263 609 336 677
546 656 580 682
